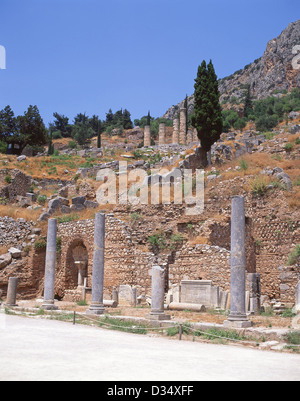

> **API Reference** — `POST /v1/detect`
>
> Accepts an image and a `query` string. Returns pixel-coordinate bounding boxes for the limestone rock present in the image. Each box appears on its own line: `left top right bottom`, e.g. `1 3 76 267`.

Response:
8 247 22 259
0 253 12 269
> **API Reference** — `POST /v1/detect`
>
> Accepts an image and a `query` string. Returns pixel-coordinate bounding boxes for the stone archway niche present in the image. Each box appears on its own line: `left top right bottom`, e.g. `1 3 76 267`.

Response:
65 239 89 290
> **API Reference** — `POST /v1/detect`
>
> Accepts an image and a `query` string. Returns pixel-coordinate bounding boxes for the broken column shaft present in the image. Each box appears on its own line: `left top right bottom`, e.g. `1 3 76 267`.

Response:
6 277 18 307
148 265 170 321
144 125 151 147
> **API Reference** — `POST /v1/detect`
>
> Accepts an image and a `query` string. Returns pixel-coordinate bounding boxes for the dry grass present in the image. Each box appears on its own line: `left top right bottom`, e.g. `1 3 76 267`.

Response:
0 205 41 221
286 187 300 210
0 246 9 255
188 236 211 245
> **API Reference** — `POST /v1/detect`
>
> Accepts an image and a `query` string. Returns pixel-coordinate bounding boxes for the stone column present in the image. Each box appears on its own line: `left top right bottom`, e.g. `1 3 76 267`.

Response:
144 125 151 147
75 261 86 287
179 108 187 145
193 128 198 143
187 129 193 145
158 123 166 146
172 118 180 144
247 273 261 315
87 213 106 315
295 281 300 313
112 287 119 306
5 277 18 307
224 196 252 328
42 219 58 310
148 266 170 320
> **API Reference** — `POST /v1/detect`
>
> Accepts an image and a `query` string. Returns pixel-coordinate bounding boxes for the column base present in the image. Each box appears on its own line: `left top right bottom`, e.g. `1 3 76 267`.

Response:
4 303 18 308
147 313 171 321
42 303 59 311
86 305 106 316
223 320 252 329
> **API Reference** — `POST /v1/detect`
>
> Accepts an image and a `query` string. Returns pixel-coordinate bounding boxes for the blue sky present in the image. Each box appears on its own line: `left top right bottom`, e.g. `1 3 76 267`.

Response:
0 0 299 126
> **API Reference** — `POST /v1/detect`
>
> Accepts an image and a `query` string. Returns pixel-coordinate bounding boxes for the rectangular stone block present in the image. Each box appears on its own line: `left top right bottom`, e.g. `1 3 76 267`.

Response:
180 280 212 307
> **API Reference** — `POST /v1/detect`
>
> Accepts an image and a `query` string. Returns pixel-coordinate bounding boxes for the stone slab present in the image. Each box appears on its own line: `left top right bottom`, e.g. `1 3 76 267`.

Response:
181 280 212 307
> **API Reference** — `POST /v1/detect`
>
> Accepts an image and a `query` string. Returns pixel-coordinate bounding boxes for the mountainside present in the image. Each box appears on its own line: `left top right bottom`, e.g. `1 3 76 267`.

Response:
163 20 300 119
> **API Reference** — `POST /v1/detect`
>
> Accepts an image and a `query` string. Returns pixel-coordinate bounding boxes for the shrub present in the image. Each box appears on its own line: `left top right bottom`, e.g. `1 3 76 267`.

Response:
287 244 300 266
295 137 300 145
250 176 269 197
285 331 300 345
34 239 47 250
57 213 79 224
239 158 249 171
0 141 7 154
148 232 167 253
68 140 78 149
77 300 88 306
37 195 47 205
284 143 293 151
4 174 12 184
52 130 63 139
256 115 278 132
293 176 300 187
130 213 143 225
169 233 186 250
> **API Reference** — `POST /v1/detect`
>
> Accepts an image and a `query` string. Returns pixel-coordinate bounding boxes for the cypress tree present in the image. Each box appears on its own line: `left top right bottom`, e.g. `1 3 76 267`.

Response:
47 130 54 156
97 124 101 148
191 60 223 166
243 85 253 118
147 111 151 126
184 95 188 135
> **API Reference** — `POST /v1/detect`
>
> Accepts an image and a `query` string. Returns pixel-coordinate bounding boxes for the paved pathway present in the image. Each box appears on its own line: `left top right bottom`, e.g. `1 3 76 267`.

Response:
0 314 299 381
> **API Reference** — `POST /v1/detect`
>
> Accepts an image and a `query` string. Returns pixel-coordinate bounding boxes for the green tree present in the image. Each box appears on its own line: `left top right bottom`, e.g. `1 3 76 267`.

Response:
191 60 223 166
17 105 48 152
52 112 72 137
72 123 94 145
123 109 133 130
0 105 19 146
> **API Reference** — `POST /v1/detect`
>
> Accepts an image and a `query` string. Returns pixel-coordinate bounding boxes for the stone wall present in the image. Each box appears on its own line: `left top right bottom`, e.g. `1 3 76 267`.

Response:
56 215 155 299
252 219 300 302
168 244 231 292
0 169 32 201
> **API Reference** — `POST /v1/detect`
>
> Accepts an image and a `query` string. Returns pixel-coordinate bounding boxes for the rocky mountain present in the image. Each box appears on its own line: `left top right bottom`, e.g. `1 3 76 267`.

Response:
163 19 300 119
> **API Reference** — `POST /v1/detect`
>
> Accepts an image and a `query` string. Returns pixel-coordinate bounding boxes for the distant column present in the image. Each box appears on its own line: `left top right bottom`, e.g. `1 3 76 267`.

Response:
224 196 252 328
172 119 180 144
158 123 166 146
42 219 58 310
144 125 151 147
193 128 198 143
187 129 193 145
296 282 300 313
148 266 170 321
5 277 18 307
87 213 106 315
179 108 187 145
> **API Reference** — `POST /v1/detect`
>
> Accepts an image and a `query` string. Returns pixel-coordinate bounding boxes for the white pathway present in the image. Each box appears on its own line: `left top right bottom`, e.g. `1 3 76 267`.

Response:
0 314 299 381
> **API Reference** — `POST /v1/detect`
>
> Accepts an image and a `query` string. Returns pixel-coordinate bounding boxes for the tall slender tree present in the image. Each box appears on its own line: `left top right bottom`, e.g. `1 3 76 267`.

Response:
191 60 223 166
97 124 102 148
243 85 253 118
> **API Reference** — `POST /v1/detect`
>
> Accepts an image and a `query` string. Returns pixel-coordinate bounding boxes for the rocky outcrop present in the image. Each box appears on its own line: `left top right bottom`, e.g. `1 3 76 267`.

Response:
163 20 300 119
